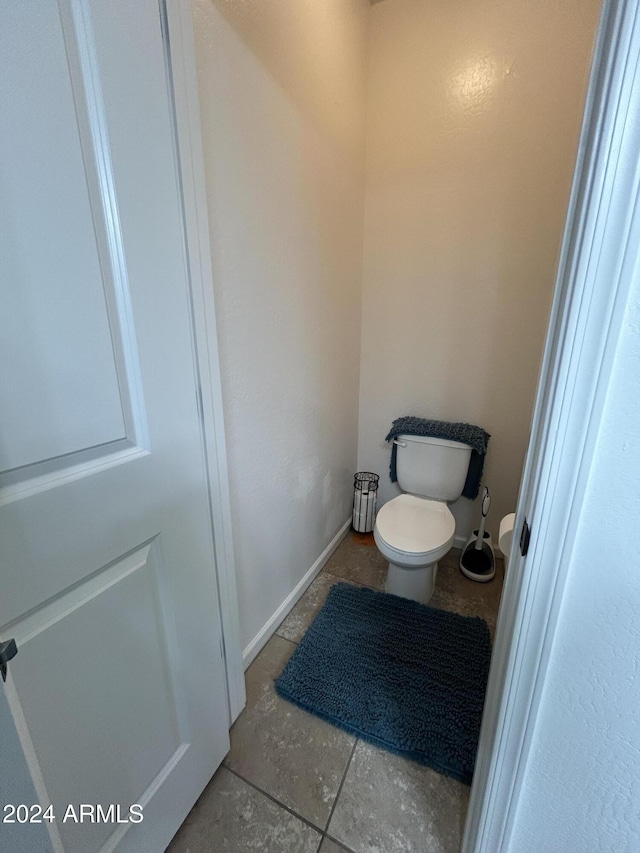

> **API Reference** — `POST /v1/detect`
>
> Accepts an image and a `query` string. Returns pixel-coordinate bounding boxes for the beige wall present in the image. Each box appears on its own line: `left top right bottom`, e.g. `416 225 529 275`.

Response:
357 0 600 539
192 0 370 654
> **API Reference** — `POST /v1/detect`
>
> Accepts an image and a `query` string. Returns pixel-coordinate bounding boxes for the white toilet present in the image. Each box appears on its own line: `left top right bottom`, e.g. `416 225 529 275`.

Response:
374 434 472 604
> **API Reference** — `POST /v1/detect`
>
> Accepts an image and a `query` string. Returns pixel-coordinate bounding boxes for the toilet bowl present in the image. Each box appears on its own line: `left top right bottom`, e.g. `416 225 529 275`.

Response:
374 494 455 603
374 432 473 604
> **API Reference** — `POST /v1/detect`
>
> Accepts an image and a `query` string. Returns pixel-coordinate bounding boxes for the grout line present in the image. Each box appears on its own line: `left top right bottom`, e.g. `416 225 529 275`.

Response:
322 832 355 853
274 628 300 644
275 574 380 647
323 737 358 838
223 765 325 836
273 635 299 649
247 632 298 670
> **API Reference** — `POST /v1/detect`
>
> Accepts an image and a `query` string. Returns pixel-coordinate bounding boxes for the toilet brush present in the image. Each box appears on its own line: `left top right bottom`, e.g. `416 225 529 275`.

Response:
460 486 496 581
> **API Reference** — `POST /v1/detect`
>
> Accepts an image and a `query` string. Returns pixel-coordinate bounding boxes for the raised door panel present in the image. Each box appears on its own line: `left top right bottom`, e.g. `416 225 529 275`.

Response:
11 541 189 853
0 1 135 478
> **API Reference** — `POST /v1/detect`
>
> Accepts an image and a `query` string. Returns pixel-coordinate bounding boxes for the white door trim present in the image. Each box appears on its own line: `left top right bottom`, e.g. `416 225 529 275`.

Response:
464 0 640 849
159 0 246 724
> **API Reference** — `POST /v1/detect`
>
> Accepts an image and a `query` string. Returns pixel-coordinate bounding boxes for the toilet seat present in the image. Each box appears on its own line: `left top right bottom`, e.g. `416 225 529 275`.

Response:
374 494 455 568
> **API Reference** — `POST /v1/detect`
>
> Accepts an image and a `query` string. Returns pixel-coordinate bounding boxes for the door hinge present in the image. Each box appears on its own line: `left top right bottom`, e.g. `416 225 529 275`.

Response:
0 638 18 682
520 517 531 557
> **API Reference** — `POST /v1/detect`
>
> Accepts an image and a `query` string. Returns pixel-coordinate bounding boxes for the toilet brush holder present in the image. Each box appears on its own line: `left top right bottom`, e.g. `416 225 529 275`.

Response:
460 530 496 582
460 485 496 582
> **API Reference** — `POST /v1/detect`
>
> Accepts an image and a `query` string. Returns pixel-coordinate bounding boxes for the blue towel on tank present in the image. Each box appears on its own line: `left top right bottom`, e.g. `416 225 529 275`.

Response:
385 416 490 499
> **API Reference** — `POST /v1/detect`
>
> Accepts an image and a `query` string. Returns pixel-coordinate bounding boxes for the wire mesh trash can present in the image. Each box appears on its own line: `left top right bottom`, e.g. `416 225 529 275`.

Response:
352 472 379 533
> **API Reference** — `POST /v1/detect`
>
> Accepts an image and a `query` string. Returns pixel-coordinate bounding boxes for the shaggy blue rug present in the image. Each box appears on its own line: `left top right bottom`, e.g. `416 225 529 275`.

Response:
275 583 491 784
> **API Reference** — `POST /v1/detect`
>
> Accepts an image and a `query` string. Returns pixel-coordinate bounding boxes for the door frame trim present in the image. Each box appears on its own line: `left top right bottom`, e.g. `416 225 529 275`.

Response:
161 0 245 723
464 0 640 848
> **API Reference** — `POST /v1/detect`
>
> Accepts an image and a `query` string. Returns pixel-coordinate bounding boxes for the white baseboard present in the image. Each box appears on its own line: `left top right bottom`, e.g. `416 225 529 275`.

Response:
242 518 352 669
453 534 467 550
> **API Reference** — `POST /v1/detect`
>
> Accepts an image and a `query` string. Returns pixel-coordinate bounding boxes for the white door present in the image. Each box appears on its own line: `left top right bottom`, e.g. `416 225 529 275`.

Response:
0 2 230 851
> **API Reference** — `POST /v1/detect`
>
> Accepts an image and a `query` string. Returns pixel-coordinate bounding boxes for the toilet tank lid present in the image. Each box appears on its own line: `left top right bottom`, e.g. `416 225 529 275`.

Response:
397 434 473 451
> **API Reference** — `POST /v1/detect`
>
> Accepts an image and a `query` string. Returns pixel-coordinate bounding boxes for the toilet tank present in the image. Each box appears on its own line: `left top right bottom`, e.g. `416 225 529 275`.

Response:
395 435 472 502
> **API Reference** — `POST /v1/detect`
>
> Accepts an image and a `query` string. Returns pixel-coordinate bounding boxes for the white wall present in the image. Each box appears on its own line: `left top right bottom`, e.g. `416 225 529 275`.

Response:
509 257 640 851
358 0 600 538
192 0 369 653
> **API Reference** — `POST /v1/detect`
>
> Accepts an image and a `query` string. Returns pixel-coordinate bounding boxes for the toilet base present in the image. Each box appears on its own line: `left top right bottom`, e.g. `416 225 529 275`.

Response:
385 561 438 604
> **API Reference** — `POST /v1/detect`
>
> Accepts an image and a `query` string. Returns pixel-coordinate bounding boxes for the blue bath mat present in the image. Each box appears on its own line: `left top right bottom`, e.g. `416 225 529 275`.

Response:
275 583 491 784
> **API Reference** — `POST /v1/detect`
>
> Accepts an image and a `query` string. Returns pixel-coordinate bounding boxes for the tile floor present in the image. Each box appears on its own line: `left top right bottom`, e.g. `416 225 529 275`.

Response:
168 533 504 853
